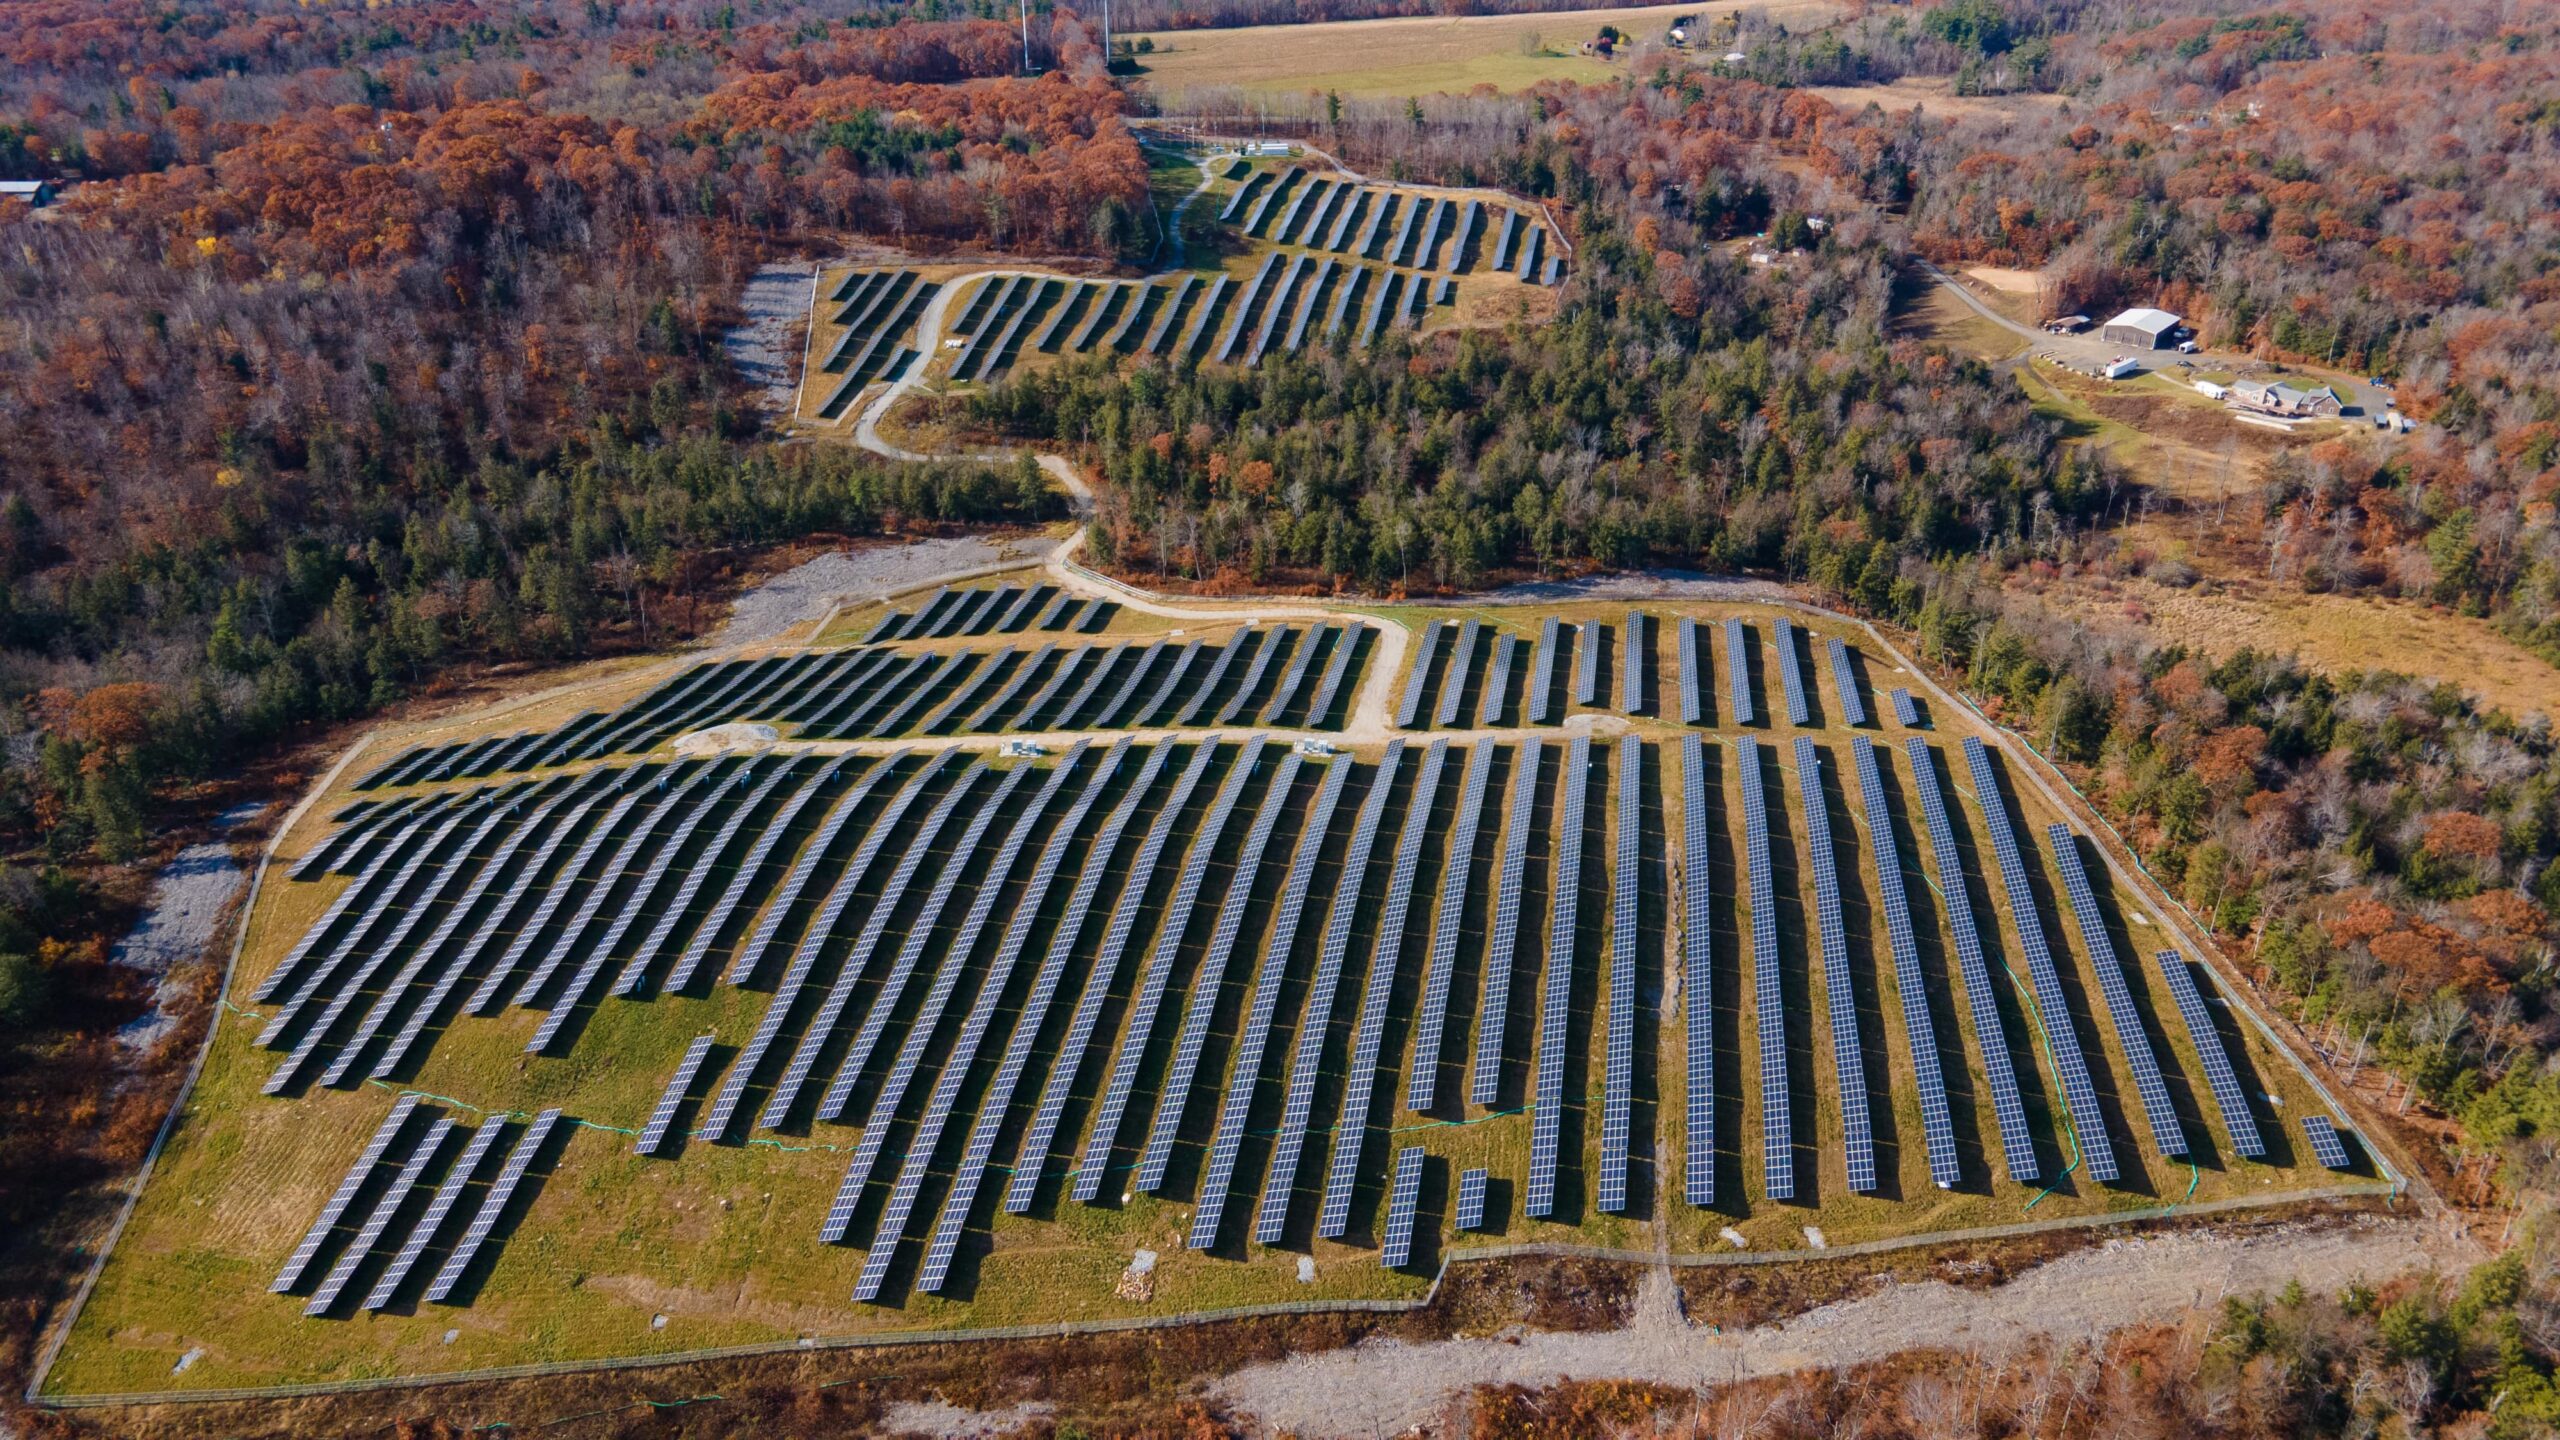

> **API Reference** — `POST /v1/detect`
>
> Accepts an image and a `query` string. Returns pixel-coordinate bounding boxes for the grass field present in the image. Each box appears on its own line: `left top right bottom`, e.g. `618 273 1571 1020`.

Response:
47 598 2375 1396
1129 0 1843 100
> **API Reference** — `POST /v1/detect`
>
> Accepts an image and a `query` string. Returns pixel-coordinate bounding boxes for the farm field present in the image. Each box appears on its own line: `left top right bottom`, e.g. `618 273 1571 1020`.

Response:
46 588 2381 1397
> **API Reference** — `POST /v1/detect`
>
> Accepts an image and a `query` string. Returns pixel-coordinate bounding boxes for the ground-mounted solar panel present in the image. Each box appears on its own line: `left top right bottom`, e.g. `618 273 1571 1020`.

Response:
1454 1166 1490 1230
1073 738 1267 1204
1515 221 1545 280
1902 739 2038 1182
915 741 1175 1290
1138 274 1195 355
1028 284 1087 353
1827 637 1868 727
424 1108 563 1304
1725 618 1756 725
1572 621 1603 708
1217 627 1292 725
1006 645 1093 733
1491 209 1520 270
659 756 860 994
261 797 465 1002
266 792 500 1044
1178 275 1235 361
820 745 1096 1238
608 759 798 996
2151 948 2266 1159
1792 738 1877 1193
1962 738 2119 1183
1214 253 1282 364
1187 756 1352 1253
1301 622 1365 728
1528 617 1563 724
1219 168 1267 222
1597 734 1640 1214
964 641 1056 732
1677 617 1705 725
1738 737 1791 1200
1260 623 1330 724
1092 640 1169 729
1378 1145 1427 1268
1680 735 1714 1206
924 647 1015 734
1047 644 1132 731
460 785 660 1017
1283 258 1337 353
2047 823 2186 1160
1472 736 1541 1107
1137 639 1207 726
1007 740 1224 1212
1327 189 1369 252
636 1033 719 1157
520 761 730 1025
2302 1114 2353 1170
1396 621 1447 729
1272 177 1324 245
1357 270 1401 345
1846 738 1959 1188
274 1094 421 1293
1178 628 1254 726
304 1115 458 1315
1382 191 1419 264
1891 687 1921 727
1774 618 1812 726
935 588 991 639
1435 618 1481 728
1102 284 1155 351
1353 191 1392 257
1254 741 1404 1244
1525 734 1591 1220
1619 612 1647 714
721 753 909 987
810 651 921 739
1319 739 1447 1238
1409 742 1493 1112
2048 819 2191 1153
362 1117 508 1311
1245 255 1307 363
1479 633 1518 727
1325 264 1368 337
868 650 982 738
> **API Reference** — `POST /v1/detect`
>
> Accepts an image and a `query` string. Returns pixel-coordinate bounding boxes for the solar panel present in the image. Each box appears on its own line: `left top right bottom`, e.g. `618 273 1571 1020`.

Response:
999 584 1050 633
274 1094 420 1292
1827 638 1868 727
1891 688 1921 727
662 756 861 993
1042 644 1126 731
1455 1167 1490 1231
306 1117 456 1315
721 753 907 988
1792 738 1877 1193
1902 738 2038 1182
1092 640 1168 729
1597 734 1639 1213
1134 638 1206 726
1408 742 1492 1112
1254 741 1403 1244
611 759 792 999
1319 739 1447 1238
1572 621 1603 708
866 650 976 738
424 1108 564 1304
1036 592 1077 630
463 786 657 1015
1619 612 1646 714
1008 740 1224 1212
1725 618 1756 725
637 1033 719 1157
964 641 1057 732
1177 628 1254 726
522 762 733 1041
418 783 619 1020
1479 633 1518 727
261 796 469 1007
1378 1145 1426 1268
1525 734 1590 1220
916 740 1176 1290
1218 626 1292 725
1680 735 1713 1206
1137 750 1305 1193
1074 738 1267 1204
1260 624 1329 724
1848 738 1959 1189
2151 948 2267 1159
1677 617 1704 725
1186 756 1352 1253
1436 619 1481 727
1472 736 1540 1107
1773 618 1811 726
363 1118 508 1310
1301 623 1365 729
821 744 1095 1242
934 587 986 638
1528 617 1563 724
924 647 1016 733
2302 1114 2353 1170
2047 824 2187 1160
1396 621 1446 729
1738 737 1791 1200
1962 738 2120 1183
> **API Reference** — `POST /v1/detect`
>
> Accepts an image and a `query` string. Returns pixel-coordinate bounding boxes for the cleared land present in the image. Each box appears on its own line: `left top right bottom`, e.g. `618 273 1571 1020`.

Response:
48 592 2373 1398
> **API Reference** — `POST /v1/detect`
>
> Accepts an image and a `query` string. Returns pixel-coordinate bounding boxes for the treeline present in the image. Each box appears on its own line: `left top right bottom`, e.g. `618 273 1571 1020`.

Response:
1114 0 1682 34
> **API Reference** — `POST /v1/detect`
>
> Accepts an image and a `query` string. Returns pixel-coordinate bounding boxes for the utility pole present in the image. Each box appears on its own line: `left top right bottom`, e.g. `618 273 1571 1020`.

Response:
1103 0 1111 63
1019 0 1031 72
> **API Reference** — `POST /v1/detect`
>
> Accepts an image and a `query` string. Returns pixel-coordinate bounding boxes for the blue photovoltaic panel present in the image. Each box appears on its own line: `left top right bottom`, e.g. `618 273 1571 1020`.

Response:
1528 618 1562 724
363 1118 508 1311
1572 621 1602 707
1408 742 1492 1112
1525 735 1589 1220
660 756 857 994
1217 627 1291 725
1135 638 1205 726
1827 638 1868 727
721 754 907 987
1793 738 1876 1193
1677 618 1704 725
2152 948 2267 1160
1436 618 1481 728
924 647 1014 733
1093 640 1169 729
1619 612 1645 714
1319 740 1446 1238
637 1033 719 1156
1260 623 1329 724
1301 623 1364 728
1455 1167 1490 1231
2303 1114 2353 1170
1774 618 1811 726
1378 1145 1426 1269
1963 738 2120 1183
425 1109 564 1303
1680 735 1713 1206
1479 633 1517 727
305 1116 457 1315
2045 822 2186 1160
1471 737 1539 1106
1186 757 1351 1253
1177 628 1253 726
1396 621 1446 729
1739 737 1791 1200
618 758 804 998
1891 687 1921 727
1256 741 1404 1245
274 1094 420 1292
1850 738 1959 1189
1725 618 1755 725
914 742 1176 1291
1902 739 2038 1183
1597 734 1638 1213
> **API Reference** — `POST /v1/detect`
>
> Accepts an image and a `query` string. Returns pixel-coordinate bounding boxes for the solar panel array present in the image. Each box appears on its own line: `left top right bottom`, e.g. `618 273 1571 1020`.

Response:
1301 623 1367 728
2152 948 2267 1159
1396 621 1446 728
1827 638 1868 727
1891 687 1921 727
1572 620 1603 707
426 1108 564 1304
363 1117 509 1311
1472 737 1541 1107
1526 734 1589 1220
1480 633 1518 726
1455 1166 1490 1231
1529 617 1563 724
1436 618 1482 727
1620 611 1646 713
1597 735 1639 1213
1408 742 1492 1112
1903 739 2039 1182
1850 738 1959 1189
1256 741 1404 1244
1680 735 1713 1207
275 1094 421 1293
637 1033 718 1157
1738 737 1791 1200
2045 823 2187 1160
1773 618 1812 726
1793 738 1877 1193
1378 1145 1426 1268
1963 737 2120 1183
1677 617 1705 725
2302 1114 2353 1170
1725 618 1755 725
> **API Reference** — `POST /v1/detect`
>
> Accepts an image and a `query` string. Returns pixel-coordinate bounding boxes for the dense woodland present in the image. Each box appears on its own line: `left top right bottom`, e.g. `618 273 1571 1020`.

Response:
4 0 2560 1429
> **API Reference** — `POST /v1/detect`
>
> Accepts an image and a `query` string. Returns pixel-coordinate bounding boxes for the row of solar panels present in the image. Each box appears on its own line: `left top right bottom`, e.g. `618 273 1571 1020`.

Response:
1225 169 1561 286
282 732 2360 1309
809 269 943 420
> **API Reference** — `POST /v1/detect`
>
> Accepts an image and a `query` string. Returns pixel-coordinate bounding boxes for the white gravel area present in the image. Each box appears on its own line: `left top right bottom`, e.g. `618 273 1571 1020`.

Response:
112 803 258 1051
880 1398 1054 1438
725 262 813 417
715 537 1030 647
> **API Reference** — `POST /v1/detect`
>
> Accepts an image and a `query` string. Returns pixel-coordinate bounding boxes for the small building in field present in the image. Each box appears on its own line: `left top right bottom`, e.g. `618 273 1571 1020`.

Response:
0 179 56 208
2101 306 2182 349
2232 379 2343 417
2044 314 2090 334
2193 379 2228 399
